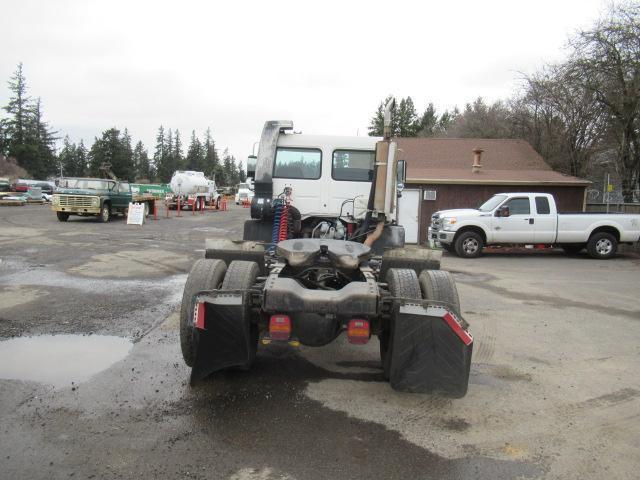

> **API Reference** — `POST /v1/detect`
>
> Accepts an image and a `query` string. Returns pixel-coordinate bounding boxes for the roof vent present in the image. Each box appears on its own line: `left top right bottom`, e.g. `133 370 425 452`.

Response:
472 148 484 173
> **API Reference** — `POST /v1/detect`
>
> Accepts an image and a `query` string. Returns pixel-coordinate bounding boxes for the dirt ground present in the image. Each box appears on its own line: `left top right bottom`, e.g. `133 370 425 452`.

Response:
0 204 639 479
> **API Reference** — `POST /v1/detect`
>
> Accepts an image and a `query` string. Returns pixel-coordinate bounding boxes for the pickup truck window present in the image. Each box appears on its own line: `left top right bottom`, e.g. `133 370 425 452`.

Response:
274 147 322 180
332 149 375 182
535 196 551 214
478 194 507 212
504 197 530 215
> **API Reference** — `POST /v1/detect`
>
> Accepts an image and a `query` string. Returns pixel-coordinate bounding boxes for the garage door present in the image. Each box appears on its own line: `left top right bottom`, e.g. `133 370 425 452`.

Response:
398 189 420 244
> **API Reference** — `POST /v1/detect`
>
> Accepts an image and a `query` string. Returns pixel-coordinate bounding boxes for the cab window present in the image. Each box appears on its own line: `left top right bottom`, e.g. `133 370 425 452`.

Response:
273 148 322 180
535 196 551 214
332 150 375 182
504 197 530 215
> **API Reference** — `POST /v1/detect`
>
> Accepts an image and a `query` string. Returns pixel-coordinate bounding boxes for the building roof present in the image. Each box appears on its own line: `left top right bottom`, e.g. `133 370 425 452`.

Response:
396 137 590 186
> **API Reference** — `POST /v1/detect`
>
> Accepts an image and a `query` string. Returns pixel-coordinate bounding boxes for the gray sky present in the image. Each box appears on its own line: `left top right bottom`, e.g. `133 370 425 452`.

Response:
1 0 606 167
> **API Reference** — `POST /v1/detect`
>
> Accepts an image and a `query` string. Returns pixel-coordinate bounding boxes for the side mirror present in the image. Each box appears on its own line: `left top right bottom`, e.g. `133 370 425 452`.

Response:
496 205 510 217
247 155 257 179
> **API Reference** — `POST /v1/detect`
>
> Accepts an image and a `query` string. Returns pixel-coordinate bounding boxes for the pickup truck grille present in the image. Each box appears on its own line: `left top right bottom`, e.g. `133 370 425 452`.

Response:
58 195 95 208
430 214 441 232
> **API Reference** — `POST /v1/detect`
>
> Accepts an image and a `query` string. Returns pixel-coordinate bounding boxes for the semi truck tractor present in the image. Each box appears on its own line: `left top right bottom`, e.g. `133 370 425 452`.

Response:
180 101 473 397
165 170 222 210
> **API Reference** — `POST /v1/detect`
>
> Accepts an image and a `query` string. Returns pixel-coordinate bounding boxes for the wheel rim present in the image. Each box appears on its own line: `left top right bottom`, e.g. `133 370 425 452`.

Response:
462 238 478 254
102 206 109 221
595 238 612 255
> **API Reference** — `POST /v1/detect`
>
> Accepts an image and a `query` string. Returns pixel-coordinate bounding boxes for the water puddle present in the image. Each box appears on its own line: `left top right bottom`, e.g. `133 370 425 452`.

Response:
0 334 132 387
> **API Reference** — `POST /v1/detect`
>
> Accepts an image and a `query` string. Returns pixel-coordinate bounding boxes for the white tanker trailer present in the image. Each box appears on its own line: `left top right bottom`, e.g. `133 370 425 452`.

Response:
165 171 223 210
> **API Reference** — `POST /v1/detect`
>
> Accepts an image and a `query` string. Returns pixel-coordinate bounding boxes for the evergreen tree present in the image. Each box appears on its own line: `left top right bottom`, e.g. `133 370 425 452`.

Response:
174 129 183 169
88 128 135 181
58 136 76 177
186 130 204 171
74 140 88 176
417 103 438 137
203 127 221 181
153 125 166 181
27 97 57 178
396 97 419 137
133 141 152 181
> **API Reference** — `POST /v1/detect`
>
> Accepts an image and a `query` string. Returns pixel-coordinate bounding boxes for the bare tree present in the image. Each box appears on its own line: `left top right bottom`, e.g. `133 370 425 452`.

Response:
568 2 640 201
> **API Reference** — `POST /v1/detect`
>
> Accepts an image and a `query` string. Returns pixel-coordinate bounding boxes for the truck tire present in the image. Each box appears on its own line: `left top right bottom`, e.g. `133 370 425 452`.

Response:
180 259 227 367
381 268 422 380
418 270 461 316
222 261 260 368
455 231 483 258
587 232 617 259
215 197 221 210
561 244 584 256
143 202 150 217
99 203 111 223
56 212 70 222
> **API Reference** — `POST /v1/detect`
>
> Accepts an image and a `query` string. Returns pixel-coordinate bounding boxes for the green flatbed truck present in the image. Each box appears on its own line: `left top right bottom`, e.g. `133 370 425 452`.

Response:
52 177 156 222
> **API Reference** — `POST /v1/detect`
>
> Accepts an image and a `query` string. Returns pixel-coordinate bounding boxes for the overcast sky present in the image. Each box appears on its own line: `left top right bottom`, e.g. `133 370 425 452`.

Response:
1 0 607 167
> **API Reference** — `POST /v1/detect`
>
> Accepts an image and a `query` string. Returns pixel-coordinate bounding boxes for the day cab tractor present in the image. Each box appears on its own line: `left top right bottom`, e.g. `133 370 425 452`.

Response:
180 101 473 397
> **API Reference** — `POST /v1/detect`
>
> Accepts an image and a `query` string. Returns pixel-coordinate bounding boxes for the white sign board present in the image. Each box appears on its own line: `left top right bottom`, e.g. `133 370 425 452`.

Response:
127 202 145 226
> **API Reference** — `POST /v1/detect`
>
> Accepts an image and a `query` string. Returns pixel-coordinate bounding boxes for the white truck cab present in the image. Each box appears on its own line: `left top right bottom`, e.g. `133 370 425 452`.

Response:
430 192 640 259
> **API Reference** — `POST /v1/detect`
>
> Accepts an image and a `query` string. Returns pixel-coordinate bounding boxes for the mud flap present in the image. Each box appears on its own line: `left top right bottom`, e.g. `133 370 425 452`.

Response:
190 292 253 385
388 302 472 398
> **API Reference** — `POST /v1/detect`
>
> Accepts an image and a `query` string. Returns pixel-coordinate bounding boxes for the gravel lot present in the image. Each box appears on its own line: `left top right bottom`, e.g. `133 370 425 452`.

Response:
1 204 639 480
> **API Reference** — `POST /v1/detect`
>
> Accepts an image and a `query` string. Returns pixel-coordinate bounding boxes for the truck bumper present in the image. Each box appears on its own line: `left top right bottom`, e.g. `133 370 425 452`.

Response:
52 206 100 214
428 228 456 245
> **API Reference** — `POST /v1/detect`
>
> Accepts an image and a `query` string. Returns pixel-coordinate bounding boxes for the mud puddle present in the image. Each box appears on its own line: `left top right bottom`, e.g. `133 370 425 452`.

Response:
0 334 132 387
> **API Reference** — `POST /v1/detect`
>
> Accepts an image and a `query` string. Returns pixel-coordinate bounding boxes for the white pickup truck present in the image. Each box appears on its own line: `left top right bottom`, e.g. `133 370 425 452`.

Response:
429 192 640 259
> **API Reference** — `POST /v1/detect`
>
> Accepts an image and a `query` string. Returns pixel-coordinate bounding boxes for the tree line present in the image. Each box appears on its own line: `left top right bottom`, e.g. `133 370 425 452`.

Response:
0 64 245 186
368 3 640 202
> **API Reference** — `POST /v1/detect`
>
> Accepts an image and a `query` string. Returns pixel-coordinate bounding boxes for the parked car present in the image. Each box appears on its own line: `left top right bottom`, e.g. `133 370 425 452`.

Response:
429 192 640 259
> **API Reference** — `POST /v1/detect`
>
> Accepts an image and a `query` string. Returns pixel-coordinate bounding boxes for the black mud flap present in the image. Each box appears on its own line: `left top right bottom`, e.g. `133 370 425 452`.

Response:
389 302 472 398
190 292 253 385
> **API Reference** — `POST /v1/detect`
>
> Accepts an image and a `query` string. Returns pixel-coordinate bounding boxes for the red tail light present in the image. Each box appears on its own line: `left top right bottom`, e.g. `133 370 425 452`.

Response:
269 314 291 341
347 319 370 344
193 302 206 330
442 312 473 346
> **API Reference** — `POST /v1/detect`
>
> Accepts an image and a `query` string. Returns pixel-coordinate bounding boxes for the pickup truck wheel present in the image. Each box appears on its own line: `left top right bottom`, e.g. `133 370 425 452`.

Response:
455 231 483 258
99 203 111 223
143 202 150 217
222 261 260 369
587 232 617 259
561 244 584 256
215 197 221 210
56 212 70 222
381 268 422 380
180 259 227 367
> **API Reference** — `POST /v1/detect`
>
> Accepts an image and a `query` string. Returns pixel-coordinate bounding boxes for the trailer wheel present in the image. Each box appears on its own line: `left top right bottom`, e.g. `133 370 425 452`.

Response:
56 212 70 222
381 268 422 380
222 261 260 368
419 270 461 315
180 259 227 367
454 231 483 258
587 232 617 259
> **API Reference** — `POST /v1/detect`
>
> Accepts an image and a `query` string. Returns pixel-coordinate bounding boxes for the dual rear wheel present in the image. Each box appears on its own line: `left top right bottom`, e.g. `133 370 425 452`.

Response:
381 268 470 398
